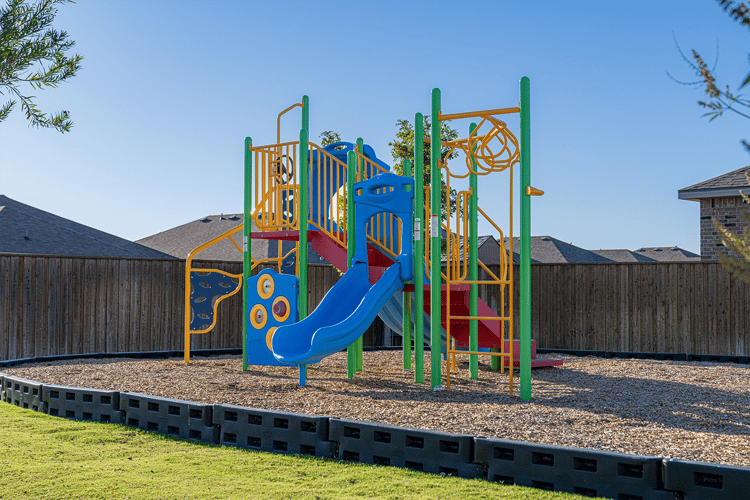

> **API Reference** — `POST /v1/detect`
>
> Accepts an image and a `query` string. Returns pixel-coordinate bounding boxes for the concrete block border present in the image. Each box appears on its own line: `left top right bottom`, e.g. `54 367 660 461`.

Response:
2 350 750 499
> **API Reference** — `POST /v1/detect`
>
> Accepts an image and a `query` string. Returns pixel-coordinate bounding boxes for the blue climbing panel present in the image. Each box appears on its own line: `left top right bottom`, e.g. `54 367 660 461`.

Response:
189 271 240 331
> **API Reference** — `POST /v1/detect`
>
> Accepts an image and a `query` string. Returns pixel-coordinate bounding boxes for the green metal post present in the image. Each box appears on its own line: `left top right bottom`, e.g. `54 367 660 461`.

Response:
298 96 310 320
468 123 479 379
299 128 309 320
243 137 252 372
520 77 532 400
298 97 310 384
430 89 442 390
346 150 357 378
414 113 425 383
355 137 364 372
302 95 309 137
402 158 412 371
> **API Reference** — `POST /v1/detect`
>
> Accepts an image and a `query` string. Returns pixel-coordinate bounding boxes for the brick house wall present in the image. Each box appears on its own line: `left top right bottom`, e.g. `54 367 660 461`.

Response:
700 196 750 261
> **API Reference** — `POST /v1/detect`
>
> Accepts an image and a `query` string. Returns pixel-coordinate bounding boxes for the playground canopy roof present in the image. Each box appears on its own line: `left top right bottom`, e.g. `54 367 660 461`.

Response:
678 165 750 201
0 195 174 259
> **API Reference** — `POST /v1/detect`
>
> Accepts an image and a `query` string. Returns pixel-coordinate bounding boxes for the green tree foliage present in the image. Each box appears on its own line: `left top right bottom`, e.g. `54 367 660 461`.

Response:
388 116 459 218
319 130 341 146
0 0 82 132
670 0 750 153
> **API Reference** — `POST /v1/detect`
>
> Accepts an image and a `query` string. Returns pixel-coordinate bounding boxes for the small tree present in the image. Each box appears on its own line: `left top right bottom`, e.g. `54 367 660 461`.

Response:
388 116 459 219
0 0 82 132
319 130 341 147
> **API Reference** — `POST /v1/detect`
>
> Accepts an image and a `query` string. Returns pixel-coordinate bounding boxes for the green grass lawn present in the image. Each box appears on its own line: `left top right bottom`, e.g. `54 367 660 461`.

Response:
0 403 596 500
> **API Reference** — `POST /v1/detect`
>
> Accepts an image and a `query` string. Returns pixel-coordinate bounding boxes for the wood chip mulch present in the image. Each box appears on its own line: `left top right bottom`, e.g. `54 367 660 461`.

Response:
4 351 749 467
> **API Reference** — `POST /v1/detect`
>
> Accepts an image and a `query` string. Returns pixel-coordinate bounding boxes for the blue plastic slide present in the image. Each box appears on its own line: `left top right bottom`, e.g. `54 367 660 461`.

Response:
271 262 404 365
272 171 414 370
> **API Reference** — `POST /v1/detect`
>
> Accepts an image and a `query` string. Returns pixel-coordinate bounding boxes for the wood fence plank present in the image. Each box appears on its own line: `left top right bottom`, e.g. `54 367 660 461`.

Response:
0 256 9 360
680 264 693 354
118 260 131 353
617 265 628 353
709 263 720 355
106 259 119 353
140 260 153 351
130 259 142 353
95 258 107 353
22 257 35 358
715 265 728 355
604 265 615 352
151 260 165 351
692 263 705 355
162 261 174 351
83 259 96 354
47 258 60 356
36 257 50 357
61 258 73 355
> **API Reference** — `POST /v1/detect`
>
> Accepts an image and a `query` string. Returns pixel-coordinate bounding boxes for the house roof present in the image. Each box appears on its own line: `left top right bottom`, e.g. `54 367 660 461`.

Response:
632 247 700 262
136 214 325 265
678 165 750 201
0 195 174 259
505 236 611 264
591 249 656 262
136 213 246 261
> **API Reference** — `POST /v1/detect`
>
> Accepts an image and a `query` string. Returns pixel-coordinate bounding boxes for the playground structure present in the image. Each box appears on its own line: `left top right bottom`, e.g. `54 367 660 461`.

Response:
184 80 555 400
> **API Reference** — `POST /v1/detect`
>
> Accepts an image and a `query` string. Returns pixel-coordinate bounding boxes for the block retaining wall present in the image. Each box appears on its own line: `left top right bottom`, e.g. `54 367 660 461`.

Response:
2 350 749 500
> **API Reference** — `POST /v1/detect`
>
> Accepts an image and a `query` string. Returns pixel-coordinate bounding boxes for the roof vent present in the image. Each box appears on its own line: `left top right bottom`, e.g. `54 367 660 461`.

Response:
24 229 30 241
541 236 550 241
220 213 226 220
201 217 211 223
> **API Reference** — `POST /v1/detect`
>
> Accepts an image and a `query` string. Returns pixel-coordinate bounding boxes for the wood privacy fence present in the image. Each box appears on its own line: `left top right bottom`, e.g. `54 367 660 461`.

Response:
0 255 374 361
0 255 748 360
482 262 749 356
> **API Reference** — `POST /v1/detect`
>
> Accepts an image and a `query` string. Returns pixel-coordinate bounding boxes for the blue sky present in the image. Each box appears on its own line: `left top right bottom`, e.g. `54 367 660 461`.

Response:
1 0 748 254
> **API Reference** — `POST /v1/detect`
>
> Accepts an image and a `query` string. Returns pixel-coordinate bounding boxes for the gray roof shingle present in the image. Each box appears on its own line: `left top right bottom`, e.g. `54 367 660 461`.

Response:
590 249 656 262
632 247 700 262
678 165 750 200
0 195 175 259
136 214 325 265
505 236 612 264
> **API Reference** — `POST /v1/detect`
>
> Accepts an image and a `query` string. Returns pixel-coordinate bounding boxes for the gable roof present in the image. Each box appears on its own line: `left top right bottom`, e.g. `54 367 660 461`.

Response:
632 246 700 262
590 249 656 262
505 236 611 264
678 165 750 201
137 213 246 261
136 214 325 265
0 195 174 259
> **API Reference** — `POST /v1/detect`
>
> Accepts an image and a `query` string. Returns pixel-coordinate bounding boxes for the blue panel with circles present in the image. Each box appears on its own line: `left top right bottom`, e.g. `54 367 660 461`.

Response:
245 269 299 367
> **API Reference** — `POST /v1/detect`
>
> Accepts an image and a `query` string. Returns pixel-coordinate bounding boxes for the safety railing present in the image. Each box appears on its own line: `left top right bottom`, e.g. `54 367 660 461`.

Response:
306 143 350 249
251 142 300 231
